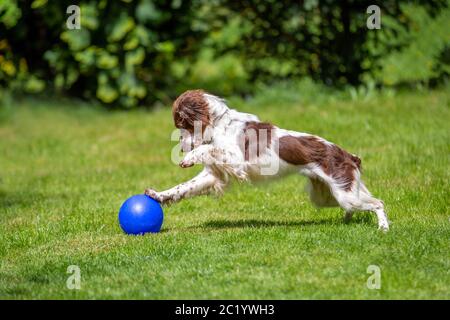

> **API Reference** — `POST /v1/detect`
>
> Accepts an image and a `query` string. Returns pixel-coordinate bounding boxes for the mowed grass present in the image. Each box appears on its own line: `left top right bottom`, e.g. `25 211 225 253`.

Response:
0 88 449 299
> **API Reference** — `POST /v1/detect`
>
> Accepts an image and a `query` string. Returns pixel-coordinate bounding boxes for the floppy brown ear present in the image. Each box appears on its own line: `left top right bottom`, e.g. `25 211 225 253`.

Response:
172 90 210 132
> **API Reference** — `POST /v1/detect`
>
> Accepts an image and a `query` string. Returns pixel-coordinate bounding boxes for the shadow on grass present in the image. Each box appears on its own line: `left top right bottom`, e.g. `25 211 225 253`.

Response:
200 218 331 229
167 212 375 232
0 190 38 208
204 211 374 229
0 189 69 210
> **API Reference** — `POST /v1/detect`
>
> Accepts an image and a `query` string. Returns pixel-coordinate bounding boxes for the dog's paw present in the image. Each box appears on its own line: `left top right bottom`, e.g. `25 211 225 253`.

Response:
235 169 248 181
378 223 389 232
144 188 163 203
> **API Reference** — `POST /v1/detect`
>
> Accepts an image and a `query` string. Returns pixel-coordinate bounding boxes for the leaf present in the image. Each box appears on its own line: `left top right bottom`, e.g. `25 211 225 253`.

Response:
97 84 118 103
124 36 139 51
74 47 97 68
0 1 22 28
119 96 137 108
66 67 79 87
134 25 153 47
118 72 135 94
55 74 64 89
61 29 90 51
155 41 175 54
125 48 145 71
96 51 119 69
109 14 135 42
31 0 48 9
25 76 45 93
80 3 99 30
136 0 161 23
0 60 16 76
98 72 109 85
129 84 147 99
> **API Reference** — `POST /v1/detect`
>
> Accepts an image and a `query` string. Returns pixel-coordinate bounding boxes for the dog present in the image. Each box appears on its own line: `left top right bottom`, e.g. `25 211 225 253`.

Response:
145 90 389 231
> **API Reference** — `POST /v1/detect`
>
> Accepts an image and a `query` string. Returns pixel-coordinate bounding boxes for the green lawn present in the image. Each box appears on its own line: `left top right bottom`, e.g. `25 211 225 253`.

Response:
0 88 449 299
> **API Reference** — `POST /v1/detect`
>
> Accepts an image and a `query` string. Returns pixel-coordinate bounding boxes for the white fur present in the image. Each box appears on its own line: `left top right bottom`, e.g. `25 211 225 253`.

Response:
145 94 389 231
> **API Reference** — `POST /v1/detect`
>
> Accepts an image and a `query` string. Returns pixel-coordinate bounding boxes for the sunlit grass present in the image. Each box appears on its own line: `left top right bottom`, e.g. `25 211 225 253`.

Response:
0 88 449 299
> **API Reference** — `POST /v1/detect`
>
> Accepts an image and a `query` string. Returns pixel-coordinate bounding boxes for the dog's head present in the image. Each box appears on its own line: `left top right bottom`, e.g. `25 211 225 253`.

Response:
173 90 223 152
173 90 210 133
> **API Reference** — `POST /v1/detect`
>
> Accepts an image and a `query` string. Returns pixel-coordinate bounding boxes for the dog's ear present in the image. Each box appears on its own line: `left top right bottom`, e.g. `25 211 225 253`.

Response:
173 90 210 132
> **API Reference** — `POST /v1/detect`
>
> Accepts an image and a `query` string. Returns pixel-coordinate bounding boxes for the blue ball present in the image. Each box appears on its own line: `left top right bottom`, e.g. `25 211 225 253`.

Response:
118 194 164 235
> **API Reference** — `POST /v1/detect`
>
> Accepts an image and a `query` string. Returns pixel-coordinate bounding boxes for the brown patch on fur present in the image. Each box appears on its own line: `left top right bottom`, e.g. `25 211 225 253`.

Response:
278 135 327 165
242 121 274 161
279 135 361 191
173 90 210 133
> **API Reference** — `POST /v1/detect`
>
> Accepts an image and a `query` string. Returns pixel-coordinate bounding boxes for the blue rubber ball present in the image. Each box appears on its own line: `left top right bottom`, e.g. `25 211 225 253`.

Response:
118 194 163 235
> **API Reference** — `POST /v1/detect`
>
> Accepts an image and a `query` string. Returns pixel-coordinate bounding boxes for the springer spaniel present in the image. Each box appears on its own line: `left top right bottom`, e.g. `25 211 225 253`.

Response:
145 90 389 231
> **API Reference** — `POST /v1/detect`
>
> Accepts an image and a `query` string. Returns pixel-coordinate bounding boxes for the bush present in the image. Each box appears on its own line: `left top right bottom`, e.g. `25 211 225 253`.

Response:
213 0 449 88
372 3 449 86
0 0 448 108
0 0 204 107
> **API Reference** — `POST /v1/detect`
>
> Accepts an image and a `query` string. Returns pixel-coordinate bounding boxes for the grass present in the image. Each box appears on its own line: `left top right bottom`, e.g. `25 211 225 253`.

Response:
0 87 449 299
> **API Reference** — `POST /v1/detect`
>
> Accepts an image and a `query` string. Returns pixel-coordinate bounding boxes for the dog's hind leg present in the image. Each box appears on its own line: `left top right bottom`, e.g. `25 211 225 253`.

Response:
307 177 339 208
329 180 389 231
307 177 354 223
309 166 389 231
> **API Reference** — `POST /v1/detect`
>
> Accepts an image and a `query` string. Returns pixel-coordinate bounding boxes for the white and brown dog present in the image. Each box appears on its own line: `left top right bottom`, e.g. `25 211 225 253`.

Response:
145 90 389 231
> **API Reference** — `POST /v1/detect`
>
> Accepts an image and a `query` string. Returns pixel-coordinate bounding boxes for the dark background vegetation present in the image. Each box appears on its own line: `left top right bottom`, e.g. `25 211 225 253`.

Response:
0 1 449 300
0 0 449 108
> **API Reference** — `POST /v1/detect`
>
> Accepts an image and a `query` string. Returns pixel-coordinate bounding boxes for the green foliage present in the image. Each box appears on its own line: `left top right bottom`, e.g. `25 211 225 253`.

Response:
0 89 449 298
175 48 250 96
0 0 449 108
213 0 449 88
365 3 450 86
0 0 21 28
0 0 202 107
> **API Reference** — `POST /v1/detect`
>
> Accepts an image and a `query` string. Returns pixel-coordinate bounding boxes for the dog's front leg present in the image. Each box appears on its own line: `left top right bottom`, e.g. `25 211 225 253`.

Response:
180 144 247 181
145 169 222 205
179 144 224 168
